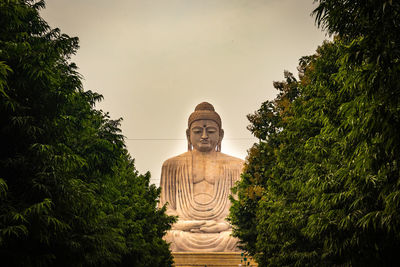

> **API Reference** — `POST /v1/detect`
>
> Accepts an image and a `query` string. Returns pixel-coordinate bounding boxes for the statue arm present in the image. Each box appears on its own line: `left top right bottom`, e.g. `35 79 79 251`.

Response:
160 161 176 210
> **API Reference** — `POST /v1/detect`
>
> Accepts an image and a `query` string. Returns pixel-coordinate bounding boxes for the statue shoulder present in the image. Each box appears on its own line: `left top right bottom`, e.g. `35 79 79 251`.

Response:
162 151 191 168
217 152 244 167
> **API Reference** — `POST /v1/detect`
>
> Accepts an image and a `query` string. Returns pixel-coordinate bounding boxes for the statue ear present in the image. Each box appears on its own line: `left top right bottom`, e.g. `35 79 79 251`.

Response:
186 129 192 151
217 129 224 152
219 129 224 141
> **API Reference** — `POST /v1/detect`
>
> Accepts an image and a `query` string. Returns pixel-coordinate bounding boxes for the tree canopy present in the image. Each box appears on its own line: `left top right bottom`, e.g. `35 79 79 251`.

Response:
229 0 400 266
0 1 175 266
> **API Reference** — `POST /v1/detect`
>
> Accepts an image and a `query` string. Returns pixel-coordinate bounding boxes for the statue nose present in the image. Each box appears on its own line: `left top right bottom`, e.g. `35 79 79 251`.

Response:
201 129 208 139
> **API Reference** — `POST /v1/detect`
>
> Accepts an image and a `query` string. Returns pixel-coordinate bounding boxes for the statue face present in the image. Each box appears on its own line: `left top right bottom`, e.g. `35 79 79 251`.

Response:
189 120 220 152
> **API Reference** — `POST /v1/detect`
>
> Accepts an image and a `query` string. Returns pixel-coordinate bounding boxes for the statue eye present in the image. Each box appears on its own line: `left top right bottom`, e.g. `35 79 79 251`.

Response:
207 127 217 134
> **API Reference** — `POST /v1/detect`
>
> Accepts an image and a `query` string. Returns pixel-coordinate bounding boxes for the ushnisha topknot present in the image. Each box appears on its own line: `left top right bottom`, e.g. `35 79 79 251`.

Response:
188 102 222 128
195 102 215 111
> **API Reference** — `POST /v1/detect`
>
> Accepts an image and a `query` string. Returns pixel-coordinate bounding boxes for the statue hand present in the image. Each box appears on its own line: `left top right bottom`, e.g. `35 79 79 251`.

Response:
199 221 231 233
172 220 207 231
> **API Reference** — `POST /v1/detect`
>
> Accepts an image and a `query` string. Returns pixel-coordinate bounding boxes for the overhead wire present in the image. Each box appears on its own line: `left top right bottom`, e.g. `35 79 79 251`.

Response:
125 138 257 141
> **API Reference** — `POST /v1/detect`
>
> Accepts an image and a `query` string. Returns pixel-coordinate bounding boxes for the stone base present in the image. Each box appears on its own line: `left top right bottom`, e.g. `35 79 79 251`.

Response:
172 252 257 267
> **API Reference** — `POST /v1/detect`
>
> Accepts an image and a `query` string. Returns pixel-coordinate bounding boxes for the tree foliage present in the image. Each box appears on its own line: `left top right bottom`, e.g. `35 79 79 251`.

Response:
230 0 400 266
0 1 175 266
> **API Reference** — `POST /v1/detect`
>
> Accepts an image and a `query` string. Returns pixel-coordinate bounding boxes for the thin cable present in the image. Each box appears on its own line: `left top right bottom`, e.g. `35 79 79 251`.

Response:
125 138 257 141
125 138 184 140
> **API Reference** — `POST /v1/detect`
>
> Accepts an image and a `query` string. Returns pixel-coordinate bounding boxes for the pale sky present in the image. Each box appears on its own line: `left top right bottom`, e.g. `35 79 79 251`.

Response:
41 0 327 186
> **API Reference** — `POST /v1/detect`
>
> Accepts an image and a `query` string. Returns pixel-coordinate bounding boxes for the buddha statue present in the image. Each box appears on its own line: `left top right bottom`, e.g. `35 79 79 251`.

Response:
159 102 244 252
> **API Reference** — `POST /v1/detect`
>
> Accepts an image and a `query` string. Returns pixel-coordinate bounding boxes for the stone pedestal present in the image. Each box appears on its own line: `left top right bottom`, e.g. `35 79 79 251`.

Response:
172 252 257 267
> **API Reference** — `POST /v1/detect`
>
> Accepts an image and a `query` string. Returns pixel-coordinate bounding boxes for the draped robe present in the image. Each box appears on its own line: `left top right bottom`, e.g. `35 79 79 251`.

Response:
160 151 243 252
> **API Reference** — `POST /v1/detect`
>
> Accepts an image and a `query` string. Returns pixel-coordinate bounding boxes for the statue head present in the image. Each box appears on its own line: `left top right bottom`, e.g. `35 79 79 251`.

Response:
186 102 224 152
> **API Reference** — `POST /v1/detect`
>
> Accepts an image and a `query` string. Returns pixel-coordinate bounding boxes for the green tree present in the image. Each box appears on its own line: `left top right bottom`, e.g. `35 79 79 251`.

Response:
0 1 174 266
230 65 324 265
229 70 302 259
230 0 400 265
